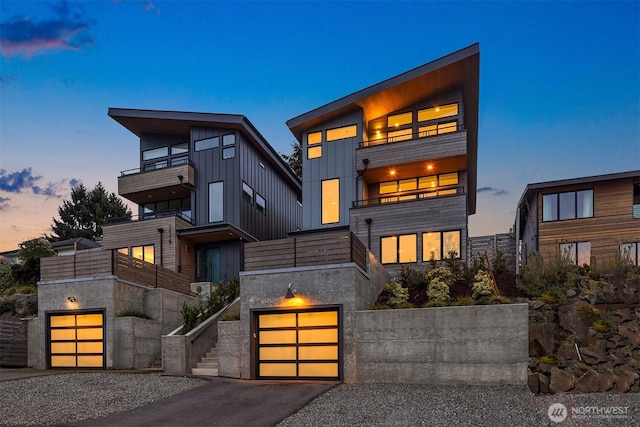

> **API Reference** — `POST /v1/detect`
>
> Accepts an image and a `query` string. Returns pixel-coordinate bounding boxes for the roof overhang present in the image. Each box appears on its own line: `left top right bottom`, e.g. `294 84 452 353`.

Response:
286 43 480 213
108 108 301 193
177 223 258 244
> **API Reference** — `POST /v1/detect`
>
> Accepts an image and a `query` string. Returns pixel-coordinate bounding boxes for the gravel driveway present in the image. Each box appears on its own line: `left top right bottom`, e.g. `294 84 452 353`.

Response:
1 373 638 426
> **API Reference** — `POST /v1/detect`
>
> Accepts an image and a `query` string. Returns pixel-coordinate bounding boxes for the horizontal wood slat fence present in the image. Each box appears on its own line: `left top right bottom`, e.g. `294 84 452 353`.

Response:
0 317 27 367
244 233 368 272
40 250 190 295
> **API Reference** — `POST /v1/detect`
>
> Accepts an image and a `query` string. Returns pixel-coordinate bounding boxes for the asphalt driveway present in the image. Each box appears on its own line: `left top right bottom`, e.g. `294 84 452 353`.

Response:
62 376 337 427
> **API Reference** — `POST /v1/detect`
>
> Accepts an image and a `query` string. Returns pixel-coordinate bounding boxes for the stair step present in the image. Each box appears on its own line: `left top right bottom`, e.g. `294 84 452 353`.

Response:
192 368 219 376
201 357 218 363
197 362 218 369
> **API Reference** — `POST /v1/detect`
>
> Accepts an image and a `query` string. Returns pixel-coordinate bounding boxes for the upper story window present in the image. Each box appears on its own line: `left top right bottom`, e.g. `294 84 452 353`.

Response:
142 147 168 161
542 189 593 222
171 142 189 155
208 182 224 222
387 112 412 128
307 131 322 159
378 172 459 202
321 178 340 224
256 194 266 215
418 104 458 122
326 124 357 142
222 133 236 159
242 182 254 204
195 136 219 151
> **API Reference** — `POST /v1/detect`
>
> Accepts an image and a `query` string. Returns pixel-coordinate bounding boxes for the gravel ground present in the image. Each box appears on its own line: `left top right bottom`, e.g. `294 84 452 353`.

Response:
0 372 207 426
277 383 640 427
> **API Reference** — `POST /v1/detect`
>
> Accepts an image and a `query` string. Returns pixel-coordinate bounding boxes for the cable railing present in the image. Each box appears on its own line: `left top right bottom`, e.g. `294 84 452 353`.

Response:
352 185 465 207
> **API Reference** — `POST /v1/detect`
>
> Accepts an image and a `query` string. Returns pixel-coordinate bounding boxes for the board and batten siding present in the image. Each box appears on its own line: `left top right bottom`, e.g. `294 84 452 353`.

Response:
536 177 640 263
238 136 301 241
302 109 363 230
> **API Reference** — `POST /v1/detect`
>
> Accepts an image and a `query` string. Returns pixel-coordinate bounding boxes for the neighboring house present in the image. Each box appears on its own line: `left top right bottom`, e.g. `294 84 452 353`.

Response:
104 109 302 283
286 43 479 272
515 170 640 272
51 238 101 256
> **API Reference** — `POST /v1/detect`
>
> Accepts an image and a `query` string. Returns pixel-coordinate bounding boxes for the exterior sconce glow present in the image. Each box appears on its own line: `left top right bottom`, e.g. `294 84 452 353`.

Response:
282 284 306 307
285 283 296 299
67 296 77 303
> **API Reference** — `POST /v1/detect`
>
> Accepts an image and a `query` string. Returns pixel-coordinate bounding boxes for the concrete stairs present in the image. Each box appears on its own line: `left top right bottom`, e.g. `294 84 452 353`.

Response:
191 346 219 376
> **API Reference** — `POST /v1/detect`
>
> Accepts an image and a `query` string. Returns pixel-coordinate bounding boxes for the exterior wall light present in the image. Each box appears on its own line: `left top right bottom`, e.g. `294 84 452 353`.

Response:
67 296 77 303
285 283 296 299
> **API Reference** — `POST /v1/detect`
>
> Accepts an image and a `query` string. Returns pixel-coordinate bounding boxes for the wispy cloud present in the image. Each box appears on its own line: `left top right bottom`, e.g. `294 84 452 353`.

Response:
0 74 19 85
0 1 94 58
477 186 508 196
0 196 9 211
0 168 79 201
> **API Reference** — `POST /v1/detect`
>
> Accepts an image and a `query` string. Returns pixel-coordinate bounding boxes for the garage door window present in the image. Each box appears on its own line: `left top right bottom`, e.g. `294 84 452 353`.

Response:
49 312 104 368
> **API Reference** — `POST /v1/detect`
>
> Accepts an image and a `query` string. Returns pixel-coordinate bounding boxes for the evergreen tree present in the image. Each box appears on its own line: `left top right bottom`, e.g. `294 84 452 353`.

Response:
49 182 131 241
280 141 302 180
11 238 55 286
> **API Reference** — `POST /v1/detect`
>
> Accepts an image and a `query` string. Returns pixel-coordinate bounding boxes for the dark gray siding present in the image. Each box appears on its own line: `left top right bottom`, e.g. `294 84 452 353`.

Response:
302 109 363 230
238 134 302 240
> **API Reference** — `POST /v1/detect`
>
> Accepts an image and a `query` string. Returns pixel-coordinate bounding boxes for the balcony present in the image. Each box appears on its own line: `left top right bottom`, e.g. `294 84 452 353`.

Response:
118 161 195 205
356 127 467 174
352 185 465 207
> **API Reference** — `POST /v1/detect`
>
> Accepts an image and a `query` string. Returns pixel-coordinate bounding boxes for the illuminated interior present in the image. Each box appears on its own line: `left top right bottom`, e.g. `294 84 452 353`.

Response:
321 179 340 224
49 312 104 368
256 309 340 379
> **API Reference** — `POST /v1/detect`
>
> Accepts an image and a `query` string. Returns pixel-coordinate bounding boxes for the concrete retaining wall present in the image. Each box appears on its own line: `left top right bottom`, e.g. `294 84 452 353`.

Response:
355 303 528 384
218 320 241 378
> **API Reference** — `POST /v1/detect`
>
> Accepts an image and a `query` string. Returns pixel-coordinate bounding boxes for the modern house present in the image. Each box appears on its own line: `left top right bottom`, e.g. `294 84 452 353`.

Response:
104 109 302 283
286 43 479 272
515 170 640 271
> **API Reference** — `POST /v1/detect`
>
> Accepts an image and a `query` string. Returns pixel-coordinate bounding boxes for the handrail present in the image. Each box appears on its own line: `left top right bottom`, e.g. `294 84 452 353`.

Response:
358 123 465 148
105 210 193 225
120 158 194 176
352 185 465 207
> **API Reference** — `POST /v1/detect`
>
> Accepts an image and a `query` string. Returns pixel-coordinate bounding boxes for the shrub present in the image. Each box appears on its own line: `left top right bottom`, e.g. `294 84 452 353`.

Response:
452 296 475 306
591 320 613 333
0 299 16 315
181 302 201 333
575 301 602 326
117 309 152 319
540 291 561 304
518 250 577 297
426 266 456 287
488 295 512 304
203 277 240 316
397 265 428 291
371 303 391 310
384 280 410 308
427 277 450 306
472 270 493 300
221 313 240 321
492 249 511 274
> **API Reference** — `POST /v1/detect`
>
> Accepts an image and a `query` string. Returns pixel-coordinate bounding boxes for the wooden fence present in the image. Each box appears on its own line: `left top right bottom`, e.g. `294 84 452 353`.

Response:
0 316 27 367
244 232 368 272
40 250 191 294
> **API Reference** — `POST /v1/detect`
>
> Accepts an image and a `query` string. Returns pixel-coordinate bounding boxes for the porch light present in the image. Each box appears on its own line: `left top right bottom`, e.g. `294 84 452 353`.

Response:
67 296 77 303
285 283 296 299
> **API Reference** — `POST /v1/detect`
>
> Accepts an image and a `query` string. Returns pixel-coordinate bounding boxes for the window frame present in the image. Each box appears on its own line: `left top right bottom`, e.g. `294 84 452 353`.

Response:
256 193 266 215
326 124 357 142
560 241 591 265
242 182 254 205
422 230 461 261
194 136 220 151
542 189 594 222
208 181 224 223
321 178 340 224
380 234 417 264
142 147 168 161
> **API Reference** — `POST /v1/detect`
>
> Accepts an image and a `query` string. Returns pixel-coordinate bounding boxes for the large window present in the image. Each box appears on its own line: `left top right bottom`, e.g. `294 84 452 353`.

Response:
195 136 219 151
543 189 593 222
560 241 591 265
621 242 639 265
422 230 461 261
143 197 191 221
208 182 224 222
307 131 322 159
378 172 459 203
326 125 357 142
418 103 458 122
381 234 417 264
119 245 154 264
321 179 340 224
387 112 412 128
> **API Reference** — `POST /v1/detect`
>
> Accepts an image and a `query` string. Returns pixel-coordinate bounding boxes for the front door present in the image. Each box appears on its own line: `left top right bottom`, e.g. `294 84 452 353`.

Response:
196 247 220 283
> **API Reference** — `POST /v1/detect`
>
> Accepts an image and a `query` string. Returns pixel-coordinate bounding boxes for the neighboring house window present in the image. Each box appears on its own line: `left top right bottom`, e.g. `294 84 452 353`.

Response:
633 183 640 219
326 124 357 142
380 234 417 264
142 147 168 160
321 178 340 224
119 245 155 264
307 131 322 159
242 182 254 205
422 230 461 261
222 133 235 159
543 190 593 222
171 142 189 155
208 182 224 222
560 241 591 265
256 194 266 215
621 242 639 265
195 136 219 151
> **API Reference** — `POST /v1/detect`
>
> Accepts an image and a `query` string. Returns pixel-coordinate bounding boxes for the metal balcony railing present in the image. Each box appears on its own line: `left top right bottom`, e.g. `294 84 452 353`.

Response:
352 185 465 207
359 123 465 148
120 158 194 176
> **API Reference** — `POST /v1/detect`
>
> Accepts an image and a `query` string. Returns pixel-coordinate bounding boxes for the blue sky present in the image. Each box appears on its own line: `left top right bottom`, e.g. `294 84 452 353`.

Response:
0 0 638 251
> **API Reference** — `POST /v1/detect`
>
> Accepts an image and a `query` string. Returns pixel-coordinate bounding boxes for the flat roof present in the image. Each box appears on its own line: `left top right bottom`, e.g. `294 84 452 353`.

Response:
286 43 480 213
108 108 301 192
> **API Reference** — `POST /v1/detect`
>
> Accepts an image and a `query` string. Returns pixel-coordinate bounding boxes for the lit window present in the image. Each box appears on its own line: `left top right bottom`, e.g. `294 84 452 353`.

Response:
438 121 457 134
208 182 224 222
379 182 397 194
130 245 154 264
419 125 437 137
242 182 254 204
418 103 458 122
439 173 459 187
560 242 591 265
387 112 412 128
308 146 322 159
308 131 322 145
256 194 266 215
381 236 397 264
195 136 219 151
422 232 442 261
117 248 129 255
388 128 413 142
419 176 437 189
398 179 417 192
142 147 168 161
321 179 340 224
399 234 417 263
307 132 322 159
443 231 461 259
326 125 357 142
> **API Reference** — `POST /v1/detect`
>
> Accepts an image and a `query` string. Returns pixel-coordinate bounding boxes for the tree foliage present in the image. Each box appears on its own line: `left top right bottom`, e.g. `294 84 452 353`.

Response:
49 182 131 242
280 141 302 180
1 238 55 289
